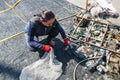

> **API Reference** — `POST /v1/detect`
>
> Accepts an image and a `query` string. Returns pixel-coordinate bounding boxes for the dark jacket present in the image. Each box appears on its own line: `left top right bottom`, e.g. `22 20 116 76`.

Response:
25 16 66 49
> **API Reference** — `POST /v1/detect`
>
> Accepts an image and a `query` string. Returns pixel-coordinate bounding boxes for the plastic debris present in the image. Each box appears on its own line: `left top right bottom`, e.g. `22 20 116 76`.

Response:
19 48 62 80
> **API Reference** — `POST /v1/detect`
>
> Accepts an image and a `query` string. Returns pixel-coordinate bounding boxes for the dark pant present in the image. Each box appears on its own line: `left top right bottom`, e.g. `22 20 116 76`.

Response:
46 26 59 42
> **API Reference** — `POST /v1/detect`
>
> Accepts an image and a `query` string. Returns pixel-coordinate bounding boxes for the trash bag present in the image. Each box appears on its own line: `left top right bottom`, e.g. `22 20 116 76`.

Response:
19 48 62 80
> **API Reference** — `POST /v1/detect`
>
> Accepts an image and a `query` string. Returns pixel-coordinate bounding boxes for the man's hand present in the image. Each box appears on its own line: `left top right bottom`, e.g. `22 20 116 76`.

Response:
42 45 51 53
64 38 70 46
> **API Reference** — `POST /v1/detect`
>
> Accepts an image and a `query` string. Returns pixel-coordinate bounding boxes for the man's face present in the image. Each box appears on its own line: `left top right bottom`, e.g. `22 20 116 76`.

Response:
43 18 55 27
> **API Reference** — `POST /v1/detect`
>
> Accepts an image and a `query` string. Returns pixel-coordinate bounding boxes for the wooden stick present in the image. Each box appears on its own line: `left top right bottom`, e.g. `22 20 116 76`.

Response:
76 16 109 25
71 13 85 36
100 23 109 46
86 0 88 10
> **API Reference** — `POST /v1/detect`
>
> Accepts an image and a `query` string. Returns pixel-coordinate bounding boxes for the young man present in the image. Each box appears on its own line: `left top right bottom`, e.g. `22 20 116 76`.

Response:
24 10 69 53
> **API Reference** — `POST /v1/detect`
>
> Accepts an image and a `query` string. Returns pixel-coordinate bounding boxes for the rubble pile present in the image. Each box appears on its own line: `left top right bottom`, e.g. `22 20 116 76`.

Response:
68 11 120 79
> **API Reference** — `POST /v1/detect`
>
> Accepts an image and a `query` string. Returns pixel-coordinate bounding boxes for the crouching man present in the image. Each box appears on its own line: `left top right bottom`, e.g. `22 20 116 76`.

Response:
24 10 69 53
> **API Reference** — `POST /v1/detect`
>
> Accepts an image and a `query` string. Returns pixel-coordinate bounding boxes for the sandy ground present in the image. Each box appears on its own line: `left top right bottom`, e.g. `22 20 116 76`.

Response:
0 0 119 80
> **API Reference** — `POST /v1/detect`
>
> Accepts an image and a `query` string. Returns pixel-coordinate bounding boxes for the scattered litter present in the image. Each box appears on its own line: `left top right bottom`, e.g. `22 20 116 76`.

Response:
67 11 120 79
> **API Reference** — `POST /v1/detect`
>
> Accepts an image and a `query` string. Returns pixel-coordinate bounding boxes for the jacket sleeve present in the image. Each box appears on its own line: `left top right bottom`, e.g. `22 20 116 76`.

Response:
27 22 43 49
54 20 66 39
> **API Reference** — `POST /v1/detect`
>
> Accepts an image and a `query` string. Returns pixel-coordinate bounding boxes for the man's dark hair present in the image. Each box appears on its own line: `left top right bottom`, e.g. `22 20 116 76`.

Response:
34 10 55 22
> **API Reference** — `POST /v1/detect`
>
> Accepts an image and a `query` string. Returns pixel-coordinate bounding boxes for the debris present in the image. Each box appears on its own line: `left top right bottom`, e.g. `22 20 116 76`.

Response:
88 0 119 18
67 11 120 79
96 64 108 73
117 36 120 42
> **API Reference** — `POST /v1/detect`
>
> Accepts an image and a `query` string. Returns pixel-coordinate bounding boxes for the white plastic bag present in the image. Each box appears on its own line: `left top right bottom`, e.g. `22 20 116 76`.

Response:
19 48 62 80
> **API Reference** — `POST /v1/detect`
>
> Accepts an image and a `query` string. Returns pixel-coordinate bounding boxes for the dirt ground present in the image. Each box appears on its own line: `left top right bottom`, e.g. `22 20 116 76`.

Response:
0 0 119 80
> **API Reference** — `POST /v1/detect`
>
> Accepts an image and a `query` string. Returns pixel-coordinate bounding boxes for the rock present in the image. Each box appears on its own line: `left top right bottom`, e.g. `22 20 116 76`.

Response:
19 48 62 80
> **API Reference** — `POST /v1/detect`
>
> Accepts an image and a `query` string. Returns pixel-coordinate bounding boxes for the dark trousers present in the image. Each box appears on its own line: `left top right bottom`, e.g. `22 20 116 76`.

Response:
46 26 59 42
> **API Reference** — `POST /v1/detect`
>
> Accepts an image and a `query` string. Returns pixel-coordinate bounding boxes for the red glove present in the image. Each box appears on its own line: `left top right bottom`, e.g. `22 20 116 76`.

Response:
64 38 70 46
42 45 51 53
